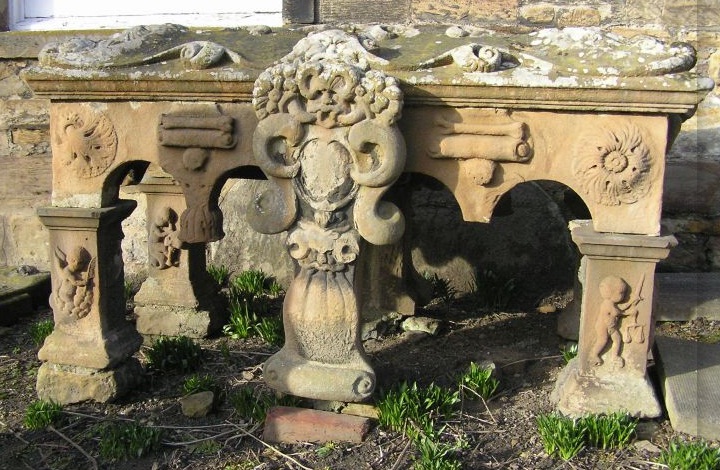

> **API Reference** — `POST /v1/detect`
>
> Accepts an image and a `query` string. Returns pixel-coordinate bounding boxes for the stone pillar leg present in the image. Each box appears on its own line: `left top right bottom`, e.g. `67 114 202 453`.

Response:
248 31 407 402
37 201 143 404
134 175 225 339
551 220 676 417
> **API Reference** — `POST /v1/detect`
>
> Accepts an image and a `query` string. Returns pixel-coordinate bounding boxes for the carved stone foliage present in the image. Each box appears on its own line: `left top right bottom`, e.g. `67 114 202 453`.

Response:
430 109 532 185
157 108 238 244
148 207 182 270
572 123 651 206
54 107 117 178
589 273 645 370
39 24 249 70
52 245 96 320
250 29 406 402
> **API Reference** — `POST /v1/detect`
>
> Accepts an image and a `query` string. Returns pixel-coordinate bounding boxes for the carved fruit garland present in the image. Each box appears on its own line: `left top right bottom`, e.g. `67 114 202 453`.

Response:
572 123 651 206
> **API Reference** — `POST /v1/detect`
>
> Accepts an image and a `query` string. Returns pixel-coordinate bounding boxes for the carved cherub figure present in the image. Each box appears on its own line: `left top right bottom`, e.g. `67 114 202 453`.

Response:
54 245 95 319
589 275 642 368
149 206 181 269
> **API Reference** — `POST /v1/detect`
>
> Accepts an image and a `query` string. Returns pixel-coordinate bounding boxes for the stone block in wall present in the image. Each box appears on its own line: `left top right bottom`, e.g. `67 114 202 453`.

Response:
623 0 664 24
520 4 557 25
0 61 34 99
318 0 411 23
557 6 603 27
663 161 720 216
663 0 719 29
0 98 50 128
413 0 518 24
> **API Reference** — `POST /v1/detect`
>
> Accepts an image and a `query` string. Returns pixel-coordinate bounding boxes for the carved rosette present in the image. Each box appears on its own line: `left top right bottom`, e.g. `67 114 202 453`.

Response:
55 107 117 178
572 123 651 206
250 30 406 401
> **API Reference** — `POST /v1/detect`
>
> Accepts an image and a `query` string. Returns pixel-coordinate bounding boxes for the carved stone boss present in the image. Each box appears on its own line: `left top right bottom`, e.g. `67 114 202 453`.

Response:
249 30 406 402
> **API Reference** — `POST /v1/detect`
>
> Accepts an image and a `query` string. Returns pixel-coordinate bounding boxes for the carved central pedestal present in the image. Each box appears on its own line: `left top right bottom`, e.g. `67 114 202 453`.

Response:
250 31 406 401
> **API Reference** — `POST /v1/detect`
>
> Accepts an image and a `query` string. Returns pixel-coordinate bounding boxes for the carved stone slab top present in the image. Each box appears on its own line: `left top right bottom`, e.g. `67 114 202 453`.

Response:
27 24 712 111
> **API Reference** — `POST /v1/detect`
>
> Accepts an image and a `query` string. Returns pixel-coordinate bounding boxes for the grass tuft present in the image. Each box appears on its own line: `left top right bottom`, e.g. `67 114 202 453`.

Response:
536 411 638 461
458 362 499 400
207 264 231 288
24 400 63 430
98 421 163 461
468 269 516 311
561 343 578 364
145 335 203 373
536 412 585 461
378 382 462 469
222 269 284 345
658 439 720 470
28 319 54 347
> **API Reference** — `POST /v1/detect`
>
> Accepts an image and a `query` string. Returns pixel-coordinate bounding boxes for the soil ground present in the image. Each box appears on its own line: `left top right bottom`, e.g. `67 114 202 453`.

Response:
1 292 719 470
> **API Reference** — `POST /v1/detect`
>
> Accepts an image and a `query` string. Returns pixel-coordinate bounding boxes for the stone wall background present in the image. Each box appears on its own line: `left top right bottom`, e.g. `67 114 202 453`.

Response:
0 1 717 303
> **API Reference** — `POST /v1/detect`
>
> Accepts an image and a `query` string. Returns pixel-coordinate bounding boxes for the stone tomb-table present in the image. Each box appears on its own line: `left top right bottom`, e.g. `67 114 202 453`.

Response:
24 24 712 414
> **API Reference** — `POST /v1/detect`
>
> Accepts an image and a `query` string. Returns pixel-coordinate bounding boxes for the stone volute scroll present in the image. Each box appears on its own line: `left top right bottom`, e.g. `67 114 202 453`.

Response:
249 30 406 402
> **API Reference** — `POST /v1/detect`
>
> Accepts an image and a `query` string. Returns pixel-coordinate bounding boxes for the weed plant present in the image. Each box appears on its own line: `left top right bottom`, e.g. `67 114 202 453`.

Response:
426 273 456 304
207 264 231 288
580 412 637 449
145 335 203 373
182 374 221 397
658 439 720 470
468 269 516 311
98 421 163 461
378 382 462 469
536 411 638 461
459 362 499 400
561 343 579 363
229 387 298 423
223 269 284 345
28 319 54 347
536 413 586 460
24 400 63 430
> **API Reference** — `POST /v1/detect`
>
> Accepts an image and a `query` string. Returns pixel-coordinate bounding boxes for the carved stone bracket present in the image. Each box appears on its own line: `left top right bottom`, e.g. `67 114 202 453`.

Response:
249 30 406 402
430 109 532 186
157 107 239 243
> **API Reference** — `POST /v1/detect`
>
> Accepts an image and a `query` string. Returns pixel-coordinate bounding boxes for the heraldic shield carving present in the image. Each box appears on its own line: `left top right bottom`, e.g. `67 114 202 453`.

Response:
250 30 406 402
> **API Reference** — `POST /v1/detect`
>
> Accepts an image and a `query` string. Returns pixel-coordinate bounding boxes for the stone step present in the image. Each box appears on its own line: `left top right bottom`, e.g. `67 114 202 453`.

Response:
654 335 720 440
656 273 720 321
0 266 51 326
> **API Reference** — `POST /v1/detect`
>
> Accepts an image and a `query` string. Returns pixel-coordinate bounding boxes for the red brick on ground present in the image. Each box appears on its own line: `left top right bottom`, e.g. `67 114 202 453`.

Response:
263 406 371 444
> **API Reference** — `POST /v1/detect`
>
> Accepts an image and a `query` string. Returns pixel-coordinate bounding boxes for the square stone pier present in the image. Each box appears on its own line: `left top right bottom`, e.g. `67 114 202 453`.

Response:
23 24 712 407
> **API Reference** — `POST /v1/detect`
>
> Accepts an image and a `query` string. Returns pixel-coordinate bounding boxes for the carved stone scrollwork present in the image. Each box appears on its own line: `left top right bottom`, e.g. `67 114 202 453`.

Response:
55 107 117 178
572 123 651 206
430 109 532 185
250 29 406 402
52 245 96 319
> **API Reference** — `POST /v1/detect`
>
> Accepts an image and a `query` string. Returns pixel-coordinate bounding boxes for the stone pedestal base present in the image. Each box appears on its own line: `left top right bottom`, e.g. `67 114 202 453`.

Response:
551 358 662 418
36 358 143 404
264 349 375 403
135 304 224 340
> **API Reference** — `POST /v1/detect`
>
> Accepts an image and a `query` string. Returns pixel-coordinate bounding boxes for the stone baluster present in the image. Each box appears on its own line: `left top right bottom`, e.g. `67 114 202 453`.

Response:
36 201 143 404
134 174 225 339
248 30 407 402
552 220 676 417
